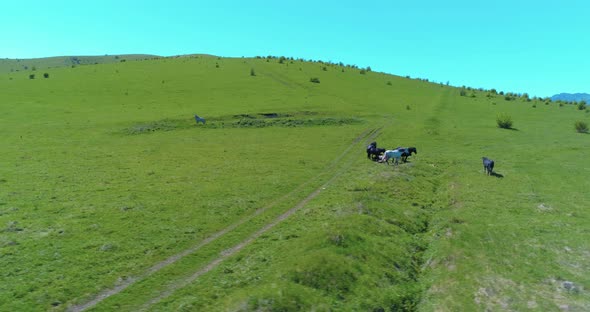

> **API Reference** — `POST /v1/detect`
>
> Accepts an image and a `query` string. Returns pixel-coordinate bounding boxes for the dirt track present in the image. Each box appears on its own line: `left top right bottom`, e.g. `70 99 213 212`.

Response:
68 126 382 312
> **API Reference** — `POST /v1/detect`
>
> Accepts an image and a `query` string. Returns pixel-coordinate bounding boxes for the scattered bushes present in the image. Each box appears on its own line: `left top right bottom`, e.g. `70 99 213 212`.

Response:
496 113 513 129
575 121 588 133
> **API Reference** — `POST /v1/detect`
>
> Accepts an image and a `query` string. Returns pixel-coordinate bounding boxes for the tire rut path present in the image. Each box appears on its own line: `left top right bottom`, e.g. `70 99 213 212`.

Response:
139 127 383 310
68 126 381 312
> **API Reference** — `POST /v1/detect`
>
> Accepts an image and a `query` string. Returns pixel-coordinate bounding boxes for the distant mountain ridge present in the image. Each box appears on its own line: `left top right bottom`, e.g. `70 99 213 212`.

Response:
551 93 590 103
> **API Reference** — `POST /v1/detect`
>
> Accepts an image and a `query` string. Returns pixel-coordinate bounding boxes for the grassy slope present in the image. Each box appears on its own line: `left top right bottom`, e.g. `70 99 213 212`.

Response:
0 54 158 74
0 56 588 311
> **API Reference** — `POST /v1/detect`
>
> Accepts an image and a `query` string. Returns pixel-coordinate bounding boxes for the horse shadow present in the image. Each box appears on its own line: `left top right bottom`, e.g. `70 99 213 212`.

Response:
491 172 504 178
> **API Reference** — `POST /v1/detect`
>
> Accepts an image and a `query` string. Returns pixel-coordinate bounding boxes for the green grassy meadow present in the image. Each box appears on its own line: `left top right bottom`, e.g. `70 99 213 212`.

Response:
1 55 588 311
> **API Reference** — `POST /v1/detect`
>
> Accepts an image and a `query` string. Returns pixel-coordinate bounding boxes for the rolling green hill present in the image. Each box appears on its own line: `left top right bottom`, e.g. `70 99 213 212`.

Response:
0 55 588 311
0 54 159 74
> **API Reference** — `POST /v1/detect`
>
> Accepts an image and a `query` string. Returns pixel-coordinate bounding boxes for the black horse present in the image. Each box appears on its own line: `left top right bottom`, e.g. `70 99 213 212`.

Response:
366 142 378 160
482 157 494 175
367 146 385 161
399 147 417 162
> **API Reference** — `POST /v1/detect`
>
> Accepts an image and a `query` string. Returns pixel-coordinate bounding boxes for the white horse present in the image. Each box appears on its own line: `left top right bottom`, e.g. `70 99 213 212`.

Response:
380 149 404 165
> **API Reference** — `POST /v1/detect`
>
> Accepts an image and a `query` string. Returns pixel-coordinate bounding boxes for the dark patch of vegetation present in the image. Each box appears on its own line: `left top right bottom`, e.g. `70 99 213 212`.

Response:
309 77 320 83
43 73 49 78
28 74 35 79
577 101 586 110
125 119 184 134
575 121 588 133
123 112 362 135
250 68 255 76
231 117 361 128
496 113 513 129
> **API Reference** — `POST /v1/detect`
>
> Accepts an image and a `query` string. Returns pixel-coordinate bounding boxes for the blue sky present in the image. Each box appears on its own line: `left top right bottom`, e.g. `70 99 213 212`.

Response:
1 0 588 97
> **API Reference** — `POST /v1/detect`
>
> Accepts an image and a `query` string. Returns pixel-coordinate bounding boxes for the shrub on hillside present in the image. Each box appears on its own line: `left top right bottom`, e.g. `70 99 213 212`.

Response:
250 68 255 76
496 113 513 129
43 73 49 78
460 89 467 96
29 74 35 79
575 121 588 133
309 77 320 83
577 101 587 110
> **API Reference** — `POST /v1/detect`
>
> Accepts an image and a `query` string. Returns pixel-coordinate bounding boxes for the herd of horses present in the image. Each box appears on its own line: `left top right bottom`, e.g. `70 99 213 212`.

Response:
367 141 497 176
366 142 417 165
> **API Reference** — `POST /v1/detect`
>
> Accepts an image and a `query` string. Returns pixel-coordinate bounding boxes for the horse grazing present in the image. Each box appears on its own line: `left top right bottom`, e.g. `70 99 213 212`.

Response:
380 149 404 165
194 114 206 124
482 157 494 175
399 147 417 162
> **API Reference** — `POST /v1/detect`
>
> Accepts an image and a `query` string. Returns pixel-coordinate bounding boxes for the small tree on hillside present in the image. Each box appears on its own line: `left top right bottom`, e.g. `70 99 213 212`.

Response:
575 121 588 133
496 113 513 129
29 74 35 79
577 101 587 110
250 68 256 76
43 73 49 78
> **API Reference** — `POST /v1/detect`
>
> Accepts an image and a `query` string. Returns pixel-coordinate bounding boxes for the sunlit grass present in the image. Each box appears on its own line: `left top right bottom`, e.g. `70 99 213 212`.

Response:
0 55 588 311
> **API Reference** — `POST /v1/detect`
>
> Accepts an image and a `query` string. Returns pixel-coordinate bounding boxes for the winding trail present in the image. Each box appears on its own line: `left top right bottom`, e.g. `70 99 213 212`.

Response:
68 126 382 312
